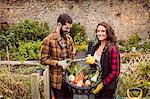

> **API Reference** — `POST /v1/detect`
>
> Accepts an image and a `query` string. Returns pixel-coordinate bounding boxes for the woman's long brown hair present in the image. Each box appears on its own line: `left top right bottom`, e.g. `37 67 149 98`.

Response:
94 22 118 50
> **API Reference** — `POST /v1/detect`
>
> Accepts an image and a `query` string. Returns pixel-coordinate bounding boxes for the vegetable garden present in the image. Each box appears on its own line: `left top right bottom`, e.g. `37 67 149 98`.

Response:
0 19 150 98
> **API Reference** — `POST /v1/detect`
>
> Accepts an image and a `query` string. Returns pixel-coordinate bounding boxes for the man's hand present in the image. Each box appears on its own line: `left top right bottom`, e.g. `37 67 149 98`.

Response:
85 54 95 64
92 82 103 94
58 59 72 69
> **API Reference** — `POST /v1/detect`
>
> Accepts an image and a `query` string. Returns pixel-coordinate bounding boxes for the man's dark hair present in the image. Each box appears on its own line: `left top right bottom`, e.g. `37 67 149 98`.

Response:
57 13 73 25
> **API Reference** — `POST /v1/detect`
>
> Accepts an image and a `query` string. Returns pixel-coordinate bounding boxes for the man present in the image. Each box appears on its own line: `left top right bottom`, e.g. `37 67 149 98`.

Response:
40 13 75 99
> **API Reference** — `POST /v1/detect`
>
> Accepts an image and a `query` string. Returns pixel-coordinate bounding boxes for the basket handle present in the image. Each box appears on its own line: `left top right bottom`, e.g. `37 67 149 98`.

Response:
71 58 86 62
127 88 143 99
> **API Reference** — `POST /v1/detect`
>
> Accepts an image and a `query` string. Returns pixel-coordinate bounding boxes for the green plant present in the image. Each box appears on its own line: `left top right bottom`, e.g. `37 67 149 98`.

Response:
138 62 150 76
116 62 150 97
0 34 8 49
6 19 49 47
128 33 141 47
118 46 126 53
138 41 150 52
117 33 150 53
118 39 131 52
71 23 88 52
1 19 49 60
118 39 128 47
16 40 42 62
14 65 45 75
0 34 8 60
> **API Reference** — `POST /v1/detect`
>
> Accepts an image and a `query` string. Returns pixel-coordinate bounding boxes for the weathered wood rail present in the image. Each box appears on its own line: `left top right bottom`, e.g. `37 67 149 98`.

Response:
31 66 51 99
0 61 39 66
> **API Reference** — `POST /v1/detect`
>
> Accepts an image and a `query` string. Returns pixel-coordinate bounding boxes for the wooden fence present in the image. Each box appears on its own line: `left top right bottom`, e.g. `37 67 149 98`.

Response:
122 54 150 65
121 54 150 74
31 66 50 99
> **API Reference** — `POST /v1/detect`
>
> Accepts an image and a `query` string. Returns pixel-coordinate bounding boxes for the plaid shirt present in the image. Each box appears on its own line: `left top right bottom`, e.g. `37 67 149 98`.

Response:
40 32 75 89
102 46 120 85
91 43 120 88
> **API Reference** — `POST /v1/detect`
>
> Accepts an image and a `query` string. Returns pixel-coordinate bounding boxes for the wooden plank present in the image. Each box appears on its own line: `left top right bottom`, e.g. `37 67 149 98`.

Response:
0 6 25 9
0 61 39 66
31 73 40 99
0 95 4 99
43 66 50 99
0 74 31 78
6 46 9 62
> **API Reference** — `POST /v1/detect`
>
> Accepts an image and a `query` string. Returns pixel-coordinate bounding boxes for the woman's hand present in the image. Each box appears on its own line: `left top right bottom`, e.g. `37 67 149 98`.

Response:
85 54 96 64
92 82 103 94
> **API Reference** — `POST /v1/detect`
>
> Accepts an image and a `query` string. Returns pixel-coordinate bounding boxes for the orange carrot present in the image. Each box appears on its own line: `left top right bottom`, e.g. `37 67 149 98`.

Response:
75 72 84 83
52 96 55 99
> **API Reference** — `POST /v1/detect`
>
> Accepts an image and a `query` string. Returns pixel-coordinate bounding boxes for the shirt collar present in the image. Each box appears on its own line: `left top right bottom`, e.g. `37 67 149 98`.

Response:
52 31 68 41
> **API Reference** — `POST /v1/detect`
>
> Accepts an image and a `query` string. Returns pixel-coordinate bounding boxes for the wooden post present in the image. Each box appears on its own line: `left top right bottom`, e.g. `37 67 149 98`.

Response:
0 61 39 66
0 92 4 99
31 73 40 99
43 66 51 99
0 95 4 99
6 46 10 69
6 46 9 61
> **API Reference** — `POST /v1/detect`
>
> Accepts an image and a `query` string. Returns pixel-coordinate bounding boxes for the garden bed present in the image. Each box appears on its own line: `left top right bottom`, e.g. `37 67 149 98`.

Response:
0 64 45 98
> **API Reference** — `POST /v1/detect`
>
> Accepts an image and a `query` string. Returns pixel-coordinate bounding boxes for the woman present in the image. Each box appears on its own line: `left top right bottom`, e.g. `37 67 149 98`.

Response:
89 22 120 99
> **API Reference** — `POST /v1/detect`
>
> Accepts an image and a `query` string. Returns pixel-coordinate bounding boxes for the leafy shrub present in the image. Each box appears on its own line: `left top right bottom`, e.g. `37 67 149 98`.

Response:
6 19 49 47
117 62 150 97
118 33 149 53
137 41 150 52
0 19 49 61
71 23 88 52
16 40 42 62
0 34 8 60
0 34 7 49
128 33 141 47
118 47 126 53
0 49 6 60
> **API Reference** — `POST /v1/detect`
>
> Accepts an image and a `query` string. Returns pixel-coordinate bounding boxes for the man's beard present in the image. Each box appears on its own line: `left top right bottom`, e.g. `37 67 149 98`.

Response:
60 28 68 38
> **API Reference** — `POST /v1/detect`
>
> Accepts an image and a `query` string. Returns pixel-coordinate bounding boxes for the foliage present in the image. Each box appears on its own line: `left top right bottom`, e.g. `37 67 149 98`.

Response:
13 64 45 75
71 23 88 52
118 46 126 53
118 33 140 52
6 19 49 48
128 33 141 47
0 19 49 60
137 41 150 52
137 62 150 76
116 62 150 97
16 40 42 62
0 47 6 60
118 33 149 53
0 34 8 60
0 34 8 49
